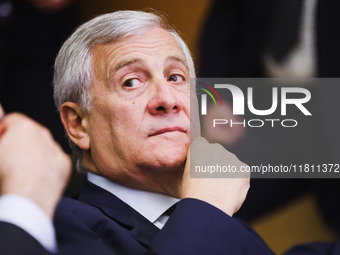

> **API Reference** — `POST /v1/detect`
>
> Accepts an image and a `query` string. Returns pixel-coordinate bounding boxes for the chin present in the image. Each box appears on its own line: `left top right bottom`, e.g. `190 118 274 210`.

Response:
164 152 187 170
160 158 186 171
139 139 189 168
138 150 187 172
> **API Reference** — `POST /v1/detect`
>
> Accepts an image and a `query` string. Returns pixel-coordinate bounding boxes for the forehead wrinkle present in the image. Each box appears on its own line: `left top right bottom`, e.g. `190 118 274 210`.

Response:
105 40 167 80
94 29 186 80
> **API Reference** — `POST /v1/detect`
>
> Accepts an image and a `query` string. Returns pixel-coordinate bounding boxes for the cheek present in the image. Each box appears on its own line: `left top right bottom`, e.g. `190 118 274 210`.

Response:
109 103 146 144
120 102 144 124
89 115 114 156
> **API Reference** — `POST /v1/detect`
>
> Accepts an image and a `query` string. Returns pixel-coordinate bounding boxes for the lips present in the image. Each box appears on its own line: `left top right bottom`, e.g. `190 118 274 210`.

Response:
149 126 187 136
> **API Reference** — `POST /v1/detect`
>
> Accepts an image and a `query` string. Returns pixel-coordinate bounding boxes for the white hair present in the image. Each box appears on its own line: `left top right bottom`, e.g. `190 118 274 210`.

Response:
54 10 195 112
53 10 196 168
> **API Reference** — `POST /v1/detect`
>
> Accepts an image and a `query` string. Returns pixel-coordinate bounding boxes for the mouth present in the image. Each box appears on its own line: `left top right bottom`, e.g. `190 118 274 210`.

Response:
149 127 187 137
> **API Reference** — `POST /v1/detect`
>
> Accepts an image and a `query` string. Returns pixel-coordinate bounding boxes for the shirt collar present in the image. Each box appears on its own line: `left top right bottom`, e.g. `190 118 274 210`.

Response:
87 172 179 226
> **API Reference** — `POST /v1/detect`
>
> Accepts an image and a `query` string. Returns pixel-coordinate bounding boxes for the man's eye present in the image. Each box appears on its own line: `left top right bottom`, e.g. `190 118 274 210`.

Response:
123 78 143 88
168 74 184 83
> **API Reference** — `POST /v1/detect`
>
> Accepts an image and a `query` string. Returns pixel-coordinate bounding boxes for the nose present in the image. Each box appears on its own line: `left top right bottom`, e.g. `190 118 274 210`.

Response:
147 80 184 115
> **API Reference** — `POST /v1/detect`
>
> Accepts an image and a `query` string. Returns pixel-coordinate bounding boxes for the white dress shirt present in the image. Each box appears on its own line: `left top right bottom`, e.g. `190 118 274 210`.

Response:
0 194 57 253
87 172 180 229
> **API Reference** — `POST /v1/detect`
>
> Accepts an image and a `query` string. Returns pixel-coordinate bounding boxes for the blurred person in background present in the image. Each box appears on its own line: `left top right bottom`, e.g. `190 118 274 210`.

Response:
199 0 340 234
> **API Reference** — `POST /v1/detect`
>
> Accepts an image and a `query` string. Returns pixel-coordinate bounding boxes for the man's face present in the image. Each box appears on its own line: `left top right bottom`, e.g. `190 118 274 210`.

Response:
85 28 190 189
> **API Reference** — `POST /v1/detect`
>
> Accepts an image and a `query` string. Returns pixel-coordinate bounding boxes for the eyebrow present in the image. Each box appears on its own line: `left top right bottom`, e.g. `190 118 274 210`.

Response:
109 58 143 78
109 55 188 78
165 56 188 70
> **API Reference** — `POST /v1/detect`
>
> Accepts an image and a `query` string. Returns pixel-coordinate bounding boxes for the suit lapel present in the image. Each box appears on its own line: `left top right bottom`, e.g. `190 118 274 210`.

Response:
78 180 160 247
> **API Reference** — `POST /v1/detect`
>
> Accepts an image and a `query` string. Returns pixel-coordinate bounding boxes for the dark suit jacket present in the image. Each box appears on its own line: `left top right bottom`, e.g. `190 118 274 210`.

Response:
54 180 274 254
1 180 340 254
0 221 49 255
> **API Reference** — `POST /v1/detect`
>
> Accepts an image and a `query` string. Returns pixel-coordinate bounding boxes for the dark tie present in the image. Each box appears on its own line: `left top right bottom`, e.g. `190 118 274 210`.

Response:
163 204 177 216
266 0 304 63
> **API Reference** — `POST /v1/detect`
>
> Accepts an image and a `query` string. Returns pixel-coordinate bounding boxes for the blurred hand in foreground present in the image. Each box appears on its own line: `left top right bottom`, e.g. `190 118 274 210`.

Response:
0 112 71 219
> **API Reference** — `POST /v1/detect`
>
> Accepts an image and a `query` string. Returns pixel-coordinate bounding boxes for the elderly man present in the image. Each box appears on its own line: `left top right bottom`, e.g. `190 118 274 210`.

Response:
51 10 263 254
0 10 255 254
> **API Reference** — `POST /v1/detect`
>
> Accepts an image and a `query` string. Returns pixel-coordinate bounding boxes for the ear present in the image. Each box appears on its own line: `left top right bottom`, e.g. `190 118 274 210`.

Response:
60 102 90 150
